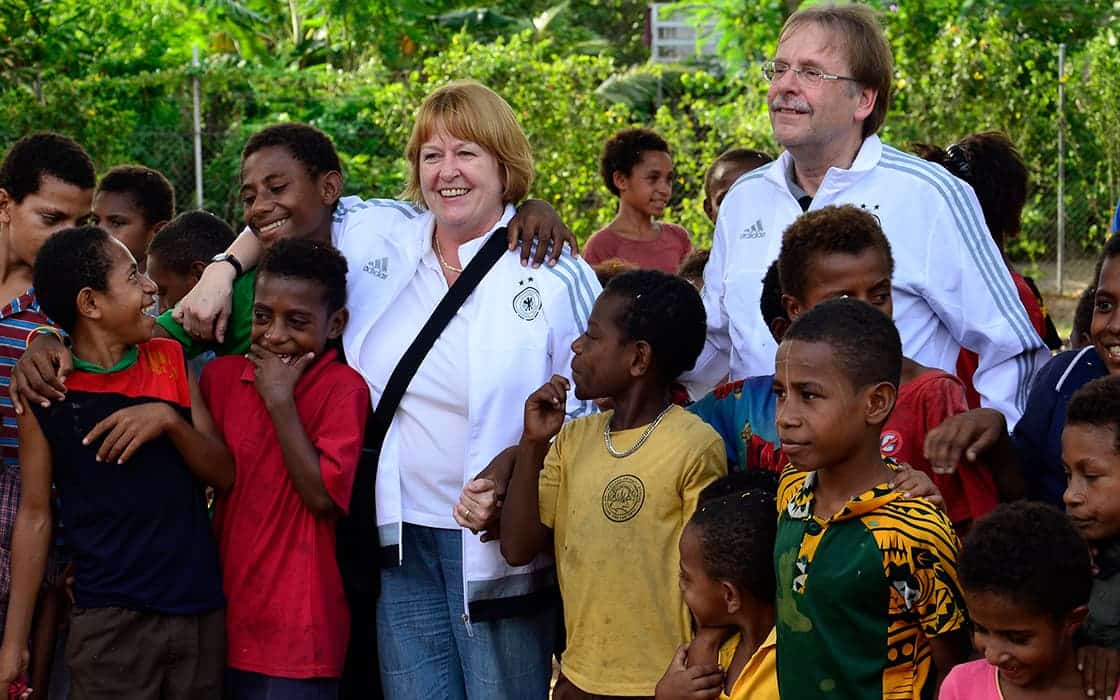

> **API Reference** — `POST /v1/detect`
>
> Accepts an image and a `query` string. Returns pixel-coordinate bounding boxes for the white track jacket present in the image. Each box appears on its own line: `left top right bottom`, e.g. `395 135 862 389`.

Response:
684 136 1048 428
335 201 601 619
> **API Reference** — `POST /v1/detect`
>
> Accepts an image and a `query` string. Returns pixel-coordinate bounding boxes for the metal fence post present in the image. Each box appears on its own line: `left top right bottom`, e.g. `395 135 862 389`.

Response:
1057 43 1066 296
192 46 204 209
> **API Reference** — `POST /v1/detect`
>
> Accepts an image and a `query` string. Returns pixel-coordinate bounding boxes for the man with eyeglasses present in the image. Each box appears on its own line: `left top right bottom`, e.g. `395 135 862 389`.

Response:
684 3 1048 436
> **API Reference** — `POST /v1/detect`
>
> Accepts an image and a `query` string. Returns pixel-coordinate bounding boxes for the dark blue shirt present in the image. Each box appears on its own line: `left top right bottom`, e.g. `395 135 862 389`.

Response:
31 340 223 615
1013 347 1108 505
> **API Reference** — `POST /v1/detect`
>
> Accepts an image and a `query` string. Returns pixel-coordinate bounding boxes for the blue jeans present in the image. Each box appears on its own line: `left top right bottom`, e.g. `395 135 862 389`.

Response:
225 668 340 700
377 524 555 699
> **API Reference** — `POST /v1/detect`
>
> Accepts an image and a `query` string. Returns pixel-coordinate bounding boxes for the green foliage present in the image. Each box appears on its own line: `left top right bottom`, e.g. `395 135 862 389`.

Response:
879 9 1119 260
2 0 1117 261
665 0 787 76
685 0 1119 261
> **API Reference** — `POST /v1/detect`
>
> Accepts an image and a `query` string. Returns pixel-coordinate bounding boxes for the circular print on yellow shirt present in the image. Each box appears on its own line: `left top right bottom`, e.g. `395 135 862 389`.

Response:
602 474 645 522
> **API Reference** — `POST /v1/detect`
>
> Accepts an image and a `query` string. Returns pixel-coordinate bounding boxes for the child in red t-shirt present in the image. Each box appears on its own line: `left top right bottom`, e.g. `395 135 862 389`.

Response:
776 205 1021 534
583 128 692 273
200 239 369 697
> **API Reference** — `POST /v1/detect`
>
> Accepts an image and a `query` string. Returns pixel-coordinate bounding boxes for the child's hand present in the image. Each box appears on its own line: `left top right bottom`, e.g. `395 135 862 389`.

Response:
11 332 71 414
522 375 569 444
249 345 315 409
654 645 723 700
924 408 1006 474
0 643 28 692
889 463 945 509
172 261 237 343
1079 645 1120 699
507 199 578 268
83 402 178 463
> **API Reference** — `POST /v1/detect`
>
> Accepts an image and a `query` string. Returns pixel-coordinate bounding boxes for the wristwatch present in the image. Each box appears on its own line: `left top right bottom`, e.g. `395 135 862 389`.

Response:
210 252 243 276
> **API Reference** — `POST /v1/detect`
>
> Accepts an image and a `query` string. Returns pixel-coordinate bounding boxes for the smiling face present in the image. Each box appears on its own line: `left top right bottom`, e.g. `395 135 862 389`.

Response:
1062 422 1120 542
0 175 93 267
785 248 893 321
92 190 155 272
768 23 873 155
418 127 506 240
773 338 890 470
251 273 346 364
240 146 337 247
616 150 673 220
1091 256 1120 374
967 589 1083 690
92 239 159 345
570 293 636 401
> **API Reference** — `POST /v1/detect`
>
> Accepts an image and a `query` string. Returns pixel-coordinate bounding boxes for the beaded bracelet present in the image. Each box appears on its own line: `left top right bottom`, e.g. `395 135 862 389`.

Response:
23 325 67 348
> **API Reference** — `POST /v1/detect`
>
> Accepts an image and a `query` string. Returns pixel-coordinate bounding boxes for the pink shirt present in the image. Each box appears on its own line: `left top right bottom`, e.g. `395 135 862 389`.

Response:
583 222 692 274
940 659 1120 699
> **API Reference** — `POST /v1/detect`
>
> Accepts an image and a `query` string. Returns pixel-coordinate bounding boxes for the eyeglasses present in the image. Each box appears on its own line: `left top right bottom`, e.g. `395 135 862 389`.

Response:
761 60 858 85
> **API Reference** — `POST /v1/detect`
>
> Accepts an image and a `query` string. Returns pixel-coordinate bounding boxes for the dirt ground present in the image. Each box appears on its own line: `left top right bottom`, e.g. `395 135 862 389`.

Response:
1018 257 1097 343
1045 291 1084 343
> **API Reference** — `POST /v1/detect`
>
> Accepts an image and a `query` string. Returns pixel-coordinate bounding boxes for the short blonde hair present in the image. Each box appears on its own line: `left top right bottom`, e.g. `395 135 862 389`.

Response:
779 4 893 138
403 80 534 206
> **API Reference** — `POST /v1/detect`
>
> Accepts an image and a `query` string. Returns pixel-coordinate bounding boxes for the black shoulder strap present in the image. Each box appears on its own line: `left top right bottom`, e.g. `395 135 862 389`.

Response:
367 227 509 446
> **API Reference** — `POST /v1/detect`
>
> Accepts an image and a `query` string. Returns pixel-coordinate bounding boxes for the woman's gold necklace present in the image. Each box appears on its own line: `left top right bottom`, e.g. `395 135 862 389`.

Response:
434 234 464 273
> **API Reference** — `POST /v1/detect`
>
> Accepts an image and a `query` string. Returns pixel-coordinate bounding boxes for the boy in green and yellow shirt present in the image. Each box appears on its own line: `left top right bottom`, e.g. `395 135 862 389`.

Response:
771 298 970 700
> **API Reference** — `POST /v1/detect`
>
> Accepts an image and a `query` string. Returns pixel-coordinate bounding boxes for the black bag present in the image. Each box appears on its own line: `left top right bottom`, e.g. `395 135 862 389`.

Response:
337 228 510 699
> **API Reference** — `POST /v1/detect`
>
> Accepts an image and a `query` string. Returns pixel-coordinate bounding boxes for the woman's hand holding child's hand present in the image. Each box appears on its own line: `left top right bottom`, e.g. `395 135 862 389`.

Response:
249 345 315 409
654 645 723 700
83 402 179 464
455 478 502 539
454 446 516 540
522 376 569 444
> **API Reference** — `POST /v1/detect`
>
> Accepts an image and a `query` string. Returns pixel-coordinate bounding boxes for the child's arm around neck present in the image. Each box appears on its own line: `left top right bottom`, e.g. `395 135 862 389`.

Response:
500 376 569 566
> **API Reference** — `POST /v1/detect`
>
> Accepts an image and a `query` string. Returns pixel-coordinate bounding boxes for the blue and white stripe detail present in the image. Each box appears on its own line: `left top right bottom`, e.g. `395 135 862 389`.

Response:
541 255 599 419
334 197 422 223
879 146 1040 411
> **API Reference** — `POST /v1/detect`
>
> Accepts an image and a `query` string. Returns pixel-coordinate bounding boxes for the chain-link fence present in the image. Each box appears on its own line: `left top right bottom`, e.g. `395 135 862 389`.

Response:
1006 42 1120 339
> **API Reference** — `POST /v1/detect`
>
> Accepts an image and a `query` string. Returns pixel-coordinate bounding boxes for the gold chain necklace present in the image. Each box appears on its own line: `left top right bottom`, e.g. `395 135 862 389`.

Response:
433 234 464 273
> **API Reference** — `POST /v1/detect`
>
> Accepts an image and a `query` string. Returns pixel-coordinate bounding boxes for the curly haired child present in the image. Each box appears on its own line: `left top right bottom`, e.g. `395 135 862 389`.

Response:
584 129 693 273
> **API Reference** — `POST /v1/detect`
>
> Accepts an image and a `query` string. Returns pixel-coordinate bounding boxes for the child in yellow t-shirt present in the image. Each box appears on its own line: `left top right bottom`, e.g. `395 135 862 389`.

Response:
502 269 726 697
656 471 780 700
